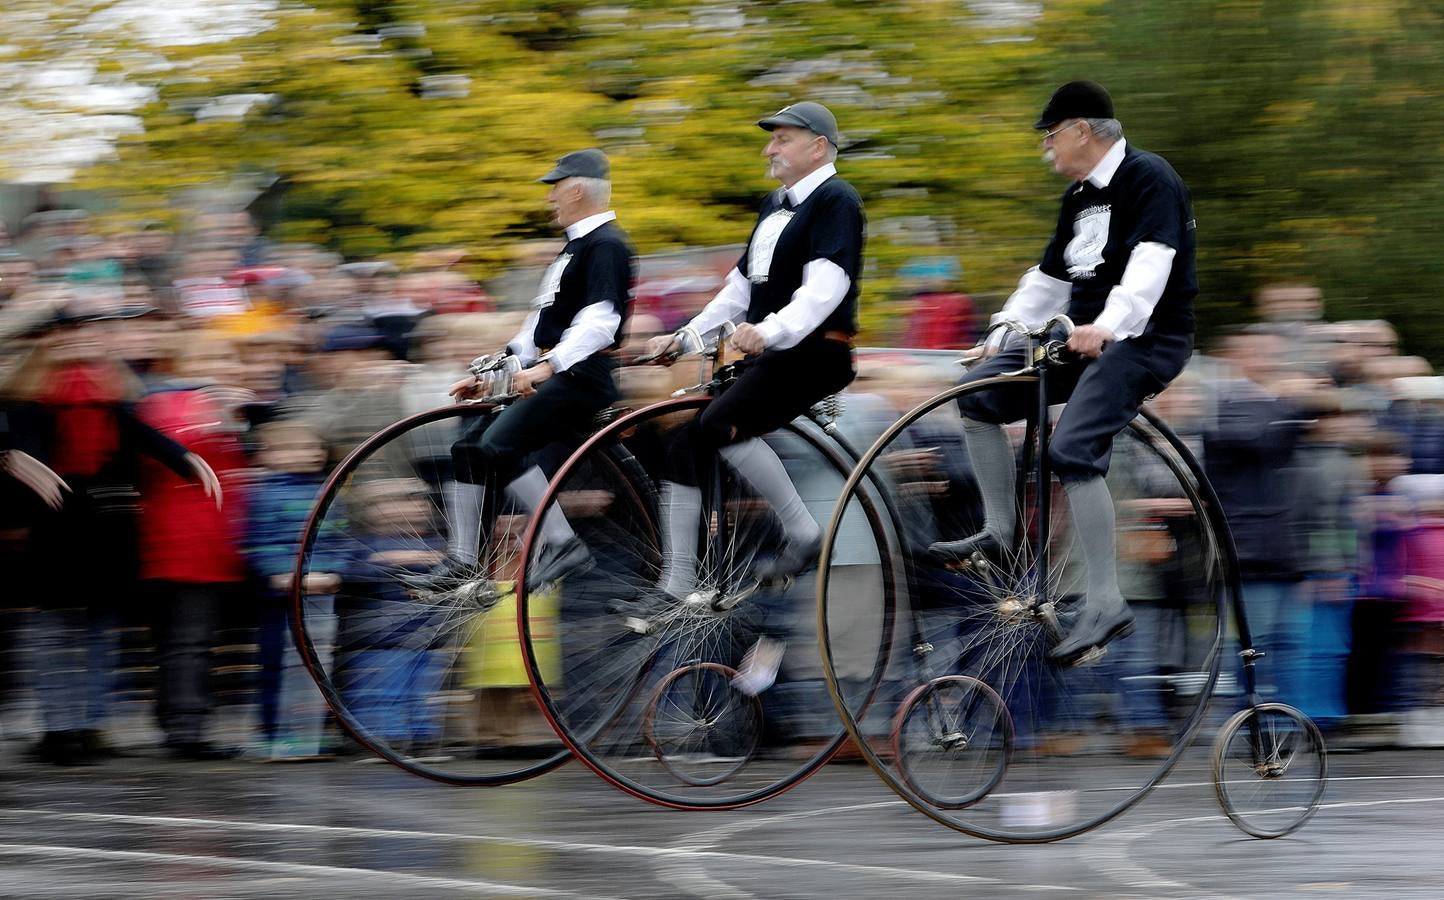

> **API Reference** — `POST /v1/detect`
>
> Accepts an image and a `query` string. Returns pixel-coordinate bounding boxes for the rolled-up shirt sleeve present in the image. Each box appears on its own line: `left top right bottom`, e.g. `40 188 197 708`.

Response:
541 301 622 373
755 258 850 350
505 311 541 367
1092 241 1176 340
682 267 751 350
984 266 1072 349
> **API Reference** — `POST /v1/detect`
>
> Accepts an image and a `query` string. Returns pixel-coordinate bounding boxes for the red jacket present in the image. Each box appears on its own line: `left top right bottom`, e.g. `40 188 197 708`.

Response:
136 388 249 584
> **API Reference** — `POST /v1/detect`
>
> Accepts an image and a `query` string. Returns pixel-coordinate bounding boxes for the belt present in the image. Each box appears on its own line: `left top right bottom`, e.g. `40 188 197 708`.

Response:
823 330 854 347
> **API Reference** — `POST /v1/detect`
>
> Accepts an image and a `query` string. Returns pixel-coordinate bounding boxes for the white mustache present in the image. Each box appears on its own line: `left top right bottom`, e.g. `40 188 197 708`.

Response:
1042 149 1056 164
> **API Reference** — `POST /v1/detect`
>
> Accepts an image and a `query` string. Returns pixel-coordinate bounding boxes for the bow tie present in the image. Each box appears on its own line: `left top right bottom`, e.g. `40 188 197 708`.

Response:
779 191 795 211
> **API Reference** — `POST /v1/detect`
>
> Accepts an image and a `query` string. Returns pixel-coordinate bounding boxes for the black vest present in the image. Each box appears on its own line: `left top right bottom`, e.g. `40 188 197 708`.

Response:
532 220 636 354
736 175 865 339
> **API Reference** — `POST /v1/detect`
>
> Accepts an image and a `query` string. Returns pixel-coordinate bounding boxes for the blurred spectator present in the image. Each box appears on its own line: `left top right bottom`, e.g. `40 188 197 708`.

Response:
1205 331 1309 704
3 314 195 765
136 334 251 760
902 282 976 350
173 248 250 319
1292 388 1368 729
1351 432 1414 716
244 419 343 758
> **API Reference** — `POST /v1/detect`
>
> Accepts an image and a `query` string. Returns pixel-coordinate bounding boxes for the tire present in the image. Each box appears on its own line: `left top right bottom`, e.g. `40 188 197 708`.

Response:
516 396 897 809
644 662 762 787
291 403 568 784
818 376 1234 842
893 675 1013 809
1212 702 1327 839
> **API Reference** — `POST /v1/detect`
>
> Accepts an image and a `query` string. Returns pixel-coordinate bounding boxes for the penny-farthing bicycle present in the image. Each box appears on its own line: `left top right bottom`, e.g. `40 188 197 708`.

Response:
816 317 1327 842
514 325 901 809
290 353 609 784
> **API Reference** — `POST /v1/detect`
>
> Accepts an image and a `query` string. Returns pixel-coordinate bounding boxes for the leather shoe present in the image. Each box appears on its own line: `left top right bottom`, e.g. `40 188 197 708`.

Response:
527 536 594 591
1049 603 1135 663
927 531 1003 567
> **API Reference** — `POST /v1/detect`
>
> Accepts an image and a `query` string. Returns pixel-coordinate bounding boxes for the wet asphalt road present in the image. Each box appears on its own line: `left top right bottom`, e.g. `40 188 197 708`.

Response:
1 737 1441 899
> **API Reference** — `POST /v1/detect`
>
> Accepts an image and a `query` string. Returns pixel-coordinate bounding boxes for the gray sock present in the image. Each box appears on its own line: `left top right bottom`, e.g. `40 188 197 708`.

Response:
718 438 820 546
961 418 1016 544
445 481 485 565
1062 476 1126 614
659 481 702 598
506 465 573 545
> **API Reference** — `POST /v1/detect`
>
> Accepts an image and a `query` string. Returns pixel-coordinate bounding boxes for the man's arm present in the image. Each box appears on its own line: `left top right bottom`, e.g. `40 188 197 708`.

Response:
983 266 1072 350
1091 242 1176 341
541 301 623 372
681 267 751 349
506 311 541 366
753 259 849 350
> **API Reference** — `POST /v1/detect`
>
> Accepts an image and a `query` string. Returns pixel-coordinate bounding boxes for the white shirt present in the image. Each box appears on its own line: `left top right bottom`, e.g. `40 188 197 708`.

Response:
508 210 625 371
685 163 852 351
989 138 1176 345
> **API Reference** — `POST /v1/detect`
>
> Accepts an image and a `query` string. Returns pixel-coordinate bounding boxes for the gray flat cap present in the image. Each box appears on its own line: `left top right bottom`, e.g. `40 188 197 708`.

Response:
538 148 610 184
757 101 839 146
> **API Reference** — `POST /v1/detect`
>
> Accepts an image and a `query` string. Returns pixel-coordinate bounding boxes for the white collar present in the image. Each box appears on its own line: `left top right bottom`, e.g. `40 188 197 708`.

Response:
565 210 617 241
782 163 837 207
1084 138 1127 189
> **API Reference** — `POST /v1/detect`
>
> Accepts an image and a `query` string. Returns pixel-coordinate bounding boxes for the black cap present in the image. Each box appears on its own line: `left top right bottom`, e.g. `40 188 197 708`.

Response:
538 149 610 184
757 101 839 147
1034 81 1114 129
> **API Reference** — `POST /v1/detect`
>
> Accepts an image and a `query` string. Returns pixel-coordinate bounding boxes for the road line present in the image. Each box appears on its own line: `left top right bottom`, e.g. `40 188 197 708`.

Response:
0 842 591 898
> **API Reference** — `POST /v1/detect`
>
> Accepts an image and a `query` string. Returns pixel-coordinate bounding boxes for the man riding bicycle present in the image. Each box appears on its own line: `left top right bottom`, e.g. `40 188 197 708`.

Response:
448 148 636 589
929 81 1197 663
645 100 865 693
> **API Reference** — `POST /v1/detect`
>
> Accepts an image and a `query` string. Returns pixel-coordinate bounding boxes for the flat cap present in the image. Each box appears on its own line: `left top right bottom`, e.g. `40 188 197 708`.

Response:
757 101 839 147
538 148 610 184
1034 81 1114 129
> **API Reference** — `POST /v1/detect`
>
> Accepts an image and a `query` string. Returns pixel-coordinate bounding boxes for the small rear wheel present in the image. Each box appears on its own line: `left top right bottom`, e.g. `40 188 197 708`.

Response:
1212 702 1327 839
644 662 762 787
893 675 1013 809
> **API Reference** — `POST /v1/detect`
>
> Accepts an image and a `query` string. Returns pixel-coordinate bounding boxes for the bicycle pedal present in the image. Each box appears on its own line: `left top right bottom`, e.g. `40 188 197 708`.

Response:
1072 645 1109 666
621 615 653 635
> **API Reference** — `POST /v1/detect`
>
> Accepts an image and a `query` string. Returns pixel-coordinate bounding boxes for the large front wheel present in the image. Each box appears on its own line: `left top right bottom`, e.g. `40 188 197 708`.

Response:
516 396 899 809
818 376 1234 842
292 404 567 784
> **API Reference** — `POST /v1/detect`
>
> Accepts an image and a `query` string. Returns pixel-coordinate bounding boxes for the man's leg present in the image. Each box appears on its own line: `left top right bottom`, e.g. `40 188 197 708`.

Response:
929 342 1036 564
1047 342 1181 661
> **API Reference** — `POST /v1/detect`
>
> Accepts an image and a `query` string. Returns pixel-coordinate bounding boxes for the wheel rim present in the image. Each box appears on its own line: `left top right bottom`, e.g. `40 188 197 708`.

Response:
292 404 568 784
1212 702 1327 838
893 675 1014 809
516 397 884 809
644 662 762 786
818 379 1231 842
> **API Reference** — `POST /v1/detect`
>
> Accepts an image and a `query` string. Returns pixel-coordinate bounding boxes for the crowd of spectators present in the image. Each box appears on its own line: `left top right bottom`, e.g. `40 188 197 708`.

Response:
0 207 1440 766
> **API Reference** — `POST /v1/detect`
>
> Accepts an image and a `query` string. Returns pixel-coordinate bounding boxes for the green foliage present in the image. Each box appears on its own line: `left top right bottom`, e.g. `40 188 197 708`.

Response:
65 0 1444 353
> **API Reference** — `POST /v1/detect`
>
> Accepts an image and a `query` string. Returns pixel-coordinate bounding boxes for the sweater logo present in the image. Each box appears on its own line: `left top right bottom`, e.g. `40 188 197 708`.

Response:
1065 204 1110 279
534 253 571 308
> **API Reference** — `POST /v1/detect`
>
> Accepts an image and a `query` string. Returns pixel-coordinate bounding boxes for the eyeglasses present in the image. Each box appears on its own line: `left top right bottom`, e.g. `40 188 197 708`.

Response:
1040 120 1081 143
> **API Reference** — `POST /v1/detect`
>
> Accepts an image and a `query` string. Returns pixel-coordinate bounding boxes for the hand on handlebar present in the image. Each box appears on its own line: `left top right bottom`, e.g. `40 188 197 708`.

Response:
643 333 682 366
1065 324 1114 359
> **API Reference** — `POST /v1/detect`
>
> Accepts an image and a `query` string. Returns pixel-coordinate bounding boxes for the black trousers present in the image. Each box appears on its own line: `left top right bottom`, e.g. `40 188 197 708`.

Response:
451 355 619 487
667 338 855 486
955 329 1192 482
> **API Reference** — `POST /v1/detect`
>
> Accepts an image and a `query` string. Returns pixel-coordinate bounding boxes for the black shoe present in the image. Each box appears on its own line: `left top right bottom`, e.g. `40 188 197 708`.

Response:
398 555 481 595
1049 603 1136 664
751 534 822 583
527 537 594 591
78 728 124 759
30 731 94 767
928 531 1003 568
170 741 241 761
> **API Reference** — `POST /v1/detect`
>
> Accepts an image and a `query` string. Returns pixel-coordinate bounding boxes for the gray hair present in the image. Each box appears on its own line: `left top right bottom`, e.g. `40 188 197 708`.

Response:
571 176 611 209
822 141 839 163
1083 117 1123 143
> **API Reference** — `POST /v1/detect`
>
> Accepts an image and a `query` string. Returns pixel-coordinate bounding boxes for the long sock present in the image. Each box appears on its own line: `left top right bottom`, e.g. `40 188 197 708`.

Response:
445 481 485 565
1062 476 1127 614
505 466 574 545
718 438 820 545
659 481 702 599
961 418 1016 544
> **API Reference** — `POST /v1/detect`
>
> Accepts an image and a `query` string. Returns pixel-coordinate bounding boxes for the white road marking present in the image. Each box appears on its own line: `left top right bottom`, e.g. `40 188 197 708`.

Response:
1081 794 1444 898
0 842 591 898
